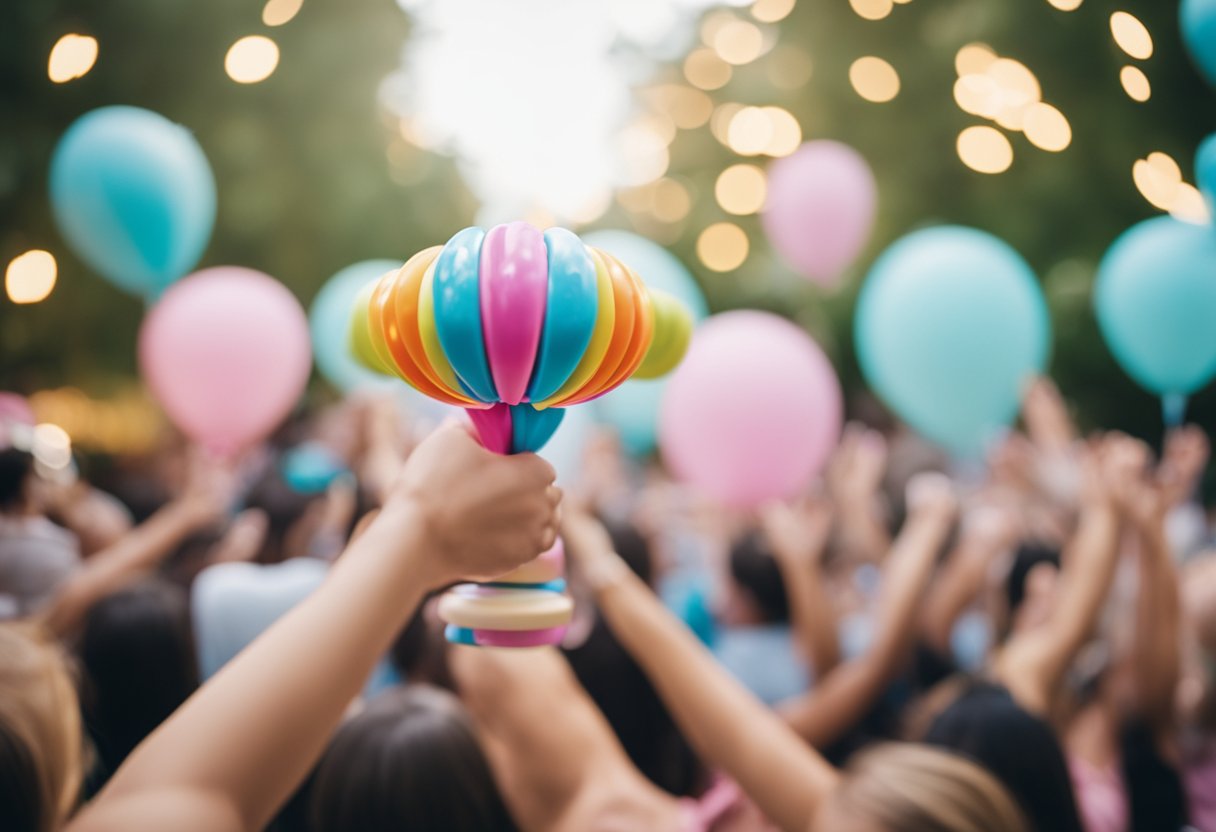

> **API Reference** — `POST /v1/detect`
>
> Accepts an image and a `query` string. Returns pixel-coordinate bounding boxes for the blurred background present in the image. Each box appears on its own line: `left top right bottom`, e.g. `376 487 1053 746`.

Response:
0 0 1211 462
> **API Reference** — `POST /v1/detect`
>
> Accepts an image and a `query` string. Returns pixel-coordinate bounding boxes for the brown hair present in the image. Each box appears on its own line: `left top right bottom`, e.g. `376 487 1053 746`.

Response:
0 624 84 832
827 743 1029 832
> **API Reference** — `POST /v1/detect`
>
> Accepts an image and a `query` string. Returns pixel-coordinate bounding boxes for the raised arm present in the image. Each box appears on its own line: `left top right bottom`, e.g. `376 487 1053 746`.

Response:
69 425 560 832
563 509 838 832
996 436 1125 715
779 473 957 748
761 499 840 676
825 425 891 562
38 452 235 636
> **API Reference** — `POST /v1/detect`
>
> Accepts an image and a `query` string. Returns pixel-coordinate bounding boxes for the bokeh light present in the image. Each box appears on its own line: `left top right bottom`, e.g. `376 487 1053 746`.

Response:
849 0 893 21
6 250 57 304
48 34 98 83
645 85 714 129
713 20 765 65
957 126 1013 174
849 56 900 102
652 178 692 222
1131 152 1207 223
751 0 796 23
262 0 304 26
684 47 733 90
1047 0 1083 10
1023 103 1071 151
1170 184 1210 225
955 43 997 76
727 107 774 155
1110 12 1152 60
697 222 749 271
715 164 768 214
225 36 280 84
1119 66 1151 102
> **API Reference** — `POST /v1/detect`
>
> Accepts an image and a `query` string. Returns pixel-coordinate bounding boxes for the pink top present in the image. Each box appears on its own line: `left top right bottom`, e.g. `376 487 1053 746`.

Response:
678 776 778 832
1068 755 1129 832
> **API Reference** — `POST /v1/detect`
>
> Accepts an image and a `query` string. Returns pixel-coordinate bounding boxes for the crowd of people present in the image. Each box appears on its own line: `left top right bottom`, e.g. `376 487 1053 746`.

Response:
1 378 1214 832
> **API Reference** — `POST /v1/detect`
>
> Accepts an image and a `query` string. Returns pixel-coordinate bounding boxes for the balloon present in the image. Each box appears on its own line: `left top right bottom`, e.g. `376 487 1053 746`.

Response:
1182 0 1216 88
1197 133 1216 211
50 106 216 298
762 141 877 287
480 222 550 405
139 267 311 455
855 226 1050 457
582 232 709 454
1094 216 1216 403
310 260 402 392
659 311 842 507
0 393 35 427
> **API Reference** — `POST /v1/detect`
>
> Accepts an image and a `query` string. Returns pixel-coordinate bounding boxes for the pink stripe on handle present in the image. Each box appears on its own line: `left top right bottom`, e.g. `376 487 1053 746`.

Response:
474 625 568 647
480 222 549 406
466 404 512 454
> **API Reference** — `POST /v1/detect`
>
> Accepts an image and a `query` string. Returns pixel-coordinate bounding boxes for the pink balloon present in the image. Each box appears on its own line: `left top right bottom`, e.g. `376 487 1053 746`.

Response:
480 222 549 406
139 267 311 455
659 311 842 507
0 393 35 426
762 141 877 288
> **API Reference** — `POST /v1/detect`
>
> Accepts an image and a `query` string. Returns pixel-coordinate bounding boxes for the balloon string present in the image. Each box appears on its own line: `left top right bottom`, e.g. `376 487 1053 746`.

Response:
1162 393 1188 430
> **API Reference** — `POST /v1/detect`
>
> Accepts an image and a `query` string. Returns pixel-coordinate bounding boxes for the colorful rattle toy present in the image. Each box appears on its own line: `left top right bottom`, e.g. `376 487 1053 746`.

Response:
350 221 692 646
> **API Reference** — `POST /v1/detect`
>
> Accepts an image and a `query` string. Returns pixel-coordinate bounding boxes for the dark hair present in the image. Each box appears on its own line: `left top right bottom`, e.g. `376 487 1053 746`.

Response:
0 448 33 512
243 468 319 564
728 531 789 624
0 717 41 832
77 580 198 791
310 685 517 832
924 681 1084 832
1000 544 1061 641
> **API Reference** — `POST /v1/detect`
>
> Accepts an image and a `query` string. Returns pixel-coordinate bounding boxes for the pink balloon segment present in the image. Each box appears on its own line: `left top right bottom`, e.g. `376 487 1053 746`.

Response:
762 141 877 288
480 222 549 405
659 311 842 507
139 267 312 455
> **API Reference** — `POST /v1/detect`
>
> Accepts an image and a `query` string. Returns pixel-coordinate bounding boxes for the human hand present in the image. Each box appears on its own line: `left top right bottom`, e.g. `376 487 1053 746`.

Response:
905 471 958 523
381 422 560 587
827 424 888 506
560 507 632 592
177 449 240 527
760 498 833 568
1158 425 1209 509
1022 377 1076 454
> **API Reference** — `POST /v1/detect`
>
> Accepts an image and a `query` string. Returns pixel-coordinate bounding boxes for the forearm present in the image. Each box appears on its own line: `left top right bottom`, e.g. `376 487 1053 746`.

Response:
1131 519 1181 728
76 507 433 832
922 543 990 655
595 564 837 832
1044 504 1120 676
54 485 133 555
867 512 952 670
837 501 890 562
782 563 841 676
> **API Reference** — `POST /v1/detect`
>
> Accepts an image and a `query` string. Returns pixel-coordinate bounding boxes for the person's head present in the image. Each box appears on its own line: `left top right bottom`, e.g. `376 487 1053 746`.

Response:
0 448 35 515
310 685 516 832
78 580 198 774
995 543 1061 643
724 531 789 626
0 624 83 832
813 742 1028 832
920 680 1084 832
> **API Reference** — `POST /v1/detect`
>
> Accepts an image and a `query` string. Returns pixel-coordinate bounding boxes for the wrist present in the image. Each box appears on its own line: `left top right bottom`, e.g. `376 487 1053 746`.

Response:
366 498 451 590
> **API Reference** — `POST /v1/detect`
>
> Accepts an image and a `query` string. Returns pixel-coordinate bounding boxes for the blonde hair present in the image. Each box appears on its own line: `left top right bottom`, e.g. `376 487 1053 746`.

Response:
831 743 1029 832
0 623 83 832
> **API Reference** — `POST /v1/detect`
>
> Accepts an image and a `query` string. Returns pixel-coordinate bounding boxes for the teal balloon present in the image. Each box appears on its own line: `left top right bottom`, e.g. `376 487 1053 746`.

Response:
1095 216 1216 397
510 404 565 454
433 227 498 403
855 226 1050 457
581 230 709 319
1183 0 1216 87
50 106 216 298
1197 133 1216 209
309 260 402 392
527 228 598 401
582 231 709 455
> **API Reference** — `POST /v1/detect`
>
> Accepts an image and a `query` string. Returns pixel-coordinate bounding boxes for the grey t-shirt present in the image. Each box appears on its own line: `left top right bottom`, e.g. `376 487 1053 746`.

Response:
0 515 81 618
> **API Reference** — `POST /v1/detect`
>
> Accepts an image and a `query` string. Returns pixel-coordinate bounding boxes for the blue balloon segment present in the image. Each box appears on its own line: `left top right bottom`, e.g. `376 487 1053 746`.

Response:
486 579 567 593
510 404 565 453
855 226 1049 458
1095 216 1216 397
444 625 478 645
527 228 599 401
309 260 402 393
1196 133 1216 209
49 106 216 299
1182 0 1216 88
433 227 497 403
280 442 350 494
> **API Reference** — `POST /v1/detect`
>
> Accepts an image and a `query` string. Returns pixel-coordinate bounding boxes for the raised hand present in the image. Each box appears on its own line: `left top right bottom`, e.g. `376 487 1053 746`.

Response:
1158 425 1210 509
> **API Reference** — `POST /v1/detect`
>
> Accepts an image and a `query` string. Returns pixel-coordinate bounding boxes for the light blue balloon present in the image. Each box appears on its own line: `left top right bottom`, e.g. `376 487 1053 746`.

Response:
309 260 402 393
582 231 709 455
433 227 498 403
1197 133 1216 209
1095 216 1216 399
1183 0 1216 88
855 226 1050 457
50 106 216 298
581 230 710 319
527 228 598 401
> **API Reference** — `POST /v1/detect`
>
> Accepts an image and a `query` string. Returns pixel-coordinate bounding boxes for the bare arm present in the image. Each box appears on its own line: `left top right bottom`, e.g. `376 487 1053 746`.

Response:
564 511 838 832
779 474 957 748
826 425 891 562
69 426 560 832
762 500 840 676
